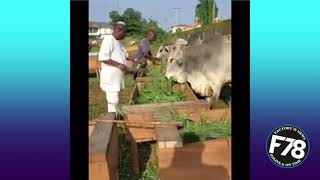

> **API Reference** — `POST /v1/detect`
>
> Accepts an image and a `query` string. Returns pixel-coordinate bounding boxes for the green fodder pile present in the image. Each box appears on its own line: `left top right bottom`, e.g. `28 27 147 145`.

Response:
154 109 231 144
136 64 186 104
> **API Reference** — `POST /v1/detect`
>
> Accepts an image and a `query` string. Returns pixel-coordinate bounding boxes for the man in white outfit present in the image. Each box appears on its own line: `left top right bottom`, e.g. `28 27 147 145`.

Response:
98 21 132 119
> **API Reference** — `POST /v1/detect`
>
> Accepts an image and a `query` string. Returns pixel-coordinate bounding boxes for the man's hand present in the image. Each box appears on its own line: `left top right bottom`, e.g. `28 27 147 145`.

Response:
118 64 127 71
152 57 160 61
126 57 135 62
151 57 161 64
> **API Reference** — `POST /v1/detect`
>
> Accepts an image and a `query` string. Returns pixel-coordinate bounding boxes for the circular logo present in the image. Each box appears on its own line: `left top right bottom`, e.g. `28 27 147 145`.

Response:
266 125 309 168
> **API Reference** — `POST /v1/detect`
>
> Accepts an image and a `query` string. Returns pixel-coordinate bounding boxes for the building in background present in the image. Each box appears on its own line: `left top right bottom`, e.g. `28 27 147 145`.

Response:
89 22 113 52
89 22 112 37
170 18 201 33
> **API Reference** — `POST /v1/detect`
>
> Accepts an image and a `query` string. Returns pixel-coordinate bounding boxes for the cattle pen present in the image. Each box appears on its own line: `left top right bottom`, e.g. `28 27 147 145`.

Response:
89 64 231 180
89 19 232 180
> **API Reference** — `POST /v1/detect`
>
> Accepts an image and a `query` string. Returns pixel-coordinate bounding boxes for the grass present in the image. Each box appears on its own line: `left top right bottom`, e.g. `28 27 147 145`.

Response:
136 64 186 104
138 143 159 180
89 77 106 120
181 119 231 144
154 109 231 144
118 127 134 180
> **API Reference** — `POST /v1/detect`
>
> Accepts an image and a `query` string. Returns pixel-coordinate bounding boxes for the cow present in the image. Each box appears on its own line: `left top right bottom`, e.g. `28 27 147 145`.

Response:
156 35 203 64
165 34 231 106
155 46 171 64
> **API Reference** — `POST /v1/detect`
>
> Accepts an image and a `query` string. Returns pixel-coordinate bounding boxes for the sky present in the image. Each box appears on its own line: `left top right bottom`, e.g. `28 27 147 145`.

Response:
89 0 231 30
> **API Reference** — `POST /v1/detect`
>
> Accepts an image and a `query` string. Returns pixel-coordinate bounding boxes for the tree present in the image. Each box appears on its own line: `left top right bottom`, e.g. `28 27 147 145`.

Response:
143 19 166 44
109 8 144 36
108 8 166 38
109 11 123 23
195 0 218 25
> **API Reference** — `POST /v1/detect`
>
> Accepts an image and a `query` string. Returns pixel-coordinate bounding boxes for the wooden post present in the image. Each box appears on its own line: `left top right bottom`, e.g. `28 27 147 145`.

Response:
89 122 119 180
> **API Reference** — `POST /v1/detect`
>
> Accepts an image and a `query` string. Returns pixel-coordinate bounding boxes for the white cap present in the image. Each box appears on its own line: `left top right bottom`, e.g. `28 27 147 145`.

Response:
116 21 126 26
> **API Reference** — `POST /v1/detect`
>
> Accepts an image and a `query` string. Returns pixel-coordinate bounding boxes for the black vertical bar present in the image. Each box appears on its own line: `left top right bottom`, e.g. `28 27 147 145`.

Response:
71 1 88 180
232 1 250 180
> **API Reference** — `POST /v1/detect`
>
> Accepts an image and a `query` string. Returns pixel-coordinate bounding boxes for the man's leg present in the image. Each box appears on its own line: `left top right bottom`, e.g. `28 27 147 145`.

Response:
98 91 119 120
106 91 119 113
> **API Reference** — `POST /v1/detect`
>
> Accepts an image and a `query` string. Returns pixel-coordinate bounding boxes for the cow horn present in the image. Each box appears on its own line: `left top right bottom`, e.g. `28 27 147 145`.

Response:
175 38 188 46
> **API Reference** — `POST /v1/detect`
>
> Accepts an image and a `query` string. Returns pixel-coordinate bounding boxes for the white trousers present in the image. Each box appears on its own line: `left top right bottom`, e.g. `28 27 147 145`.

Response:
106 91 119 113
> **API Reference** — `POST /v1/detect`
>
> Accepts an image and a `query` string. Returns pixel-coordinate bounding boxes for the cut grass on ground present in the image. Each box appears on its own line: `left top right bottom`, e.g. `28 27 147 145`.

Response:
154 110 231 144
135 64 186 104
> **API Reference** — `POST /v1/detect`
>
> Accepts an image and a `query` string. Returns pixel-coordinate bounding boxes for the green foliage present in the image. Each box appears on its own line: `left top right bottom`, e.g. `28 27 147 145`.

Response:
109 8 167 38
136 65 186 104
89 78 106 120
109 10 123 23
175 113 231 144
118 127 135 180
139 144 159 179
195 0 215 25
154 111 231 144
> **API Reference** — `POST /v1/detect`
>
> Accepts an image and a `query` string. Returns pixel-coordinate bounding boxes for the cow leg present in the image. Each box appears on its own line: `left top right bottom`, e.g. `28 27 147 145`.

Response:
208 81 223 109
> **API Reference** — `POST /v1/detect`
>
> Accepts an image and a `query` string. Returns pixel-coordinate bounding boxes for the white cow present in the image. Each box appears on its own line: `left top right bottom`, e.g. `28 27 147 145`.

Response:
155 46 171 64
156 35 203 64
165 34 231 105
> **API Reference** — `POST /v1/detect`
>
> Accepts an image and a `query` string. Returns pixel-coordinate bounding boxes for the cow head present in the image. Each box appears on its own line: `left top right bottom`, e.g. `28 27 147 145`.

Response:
165 38 188 83
156 46 170 58
156 46 171 64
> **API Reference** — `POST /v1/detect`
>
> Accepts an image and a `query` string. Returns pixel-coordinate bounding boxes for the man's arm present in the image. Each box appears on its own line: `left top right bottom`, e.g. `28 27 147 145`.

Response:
101 59 127 71
143 51 154 59
142 45 159 62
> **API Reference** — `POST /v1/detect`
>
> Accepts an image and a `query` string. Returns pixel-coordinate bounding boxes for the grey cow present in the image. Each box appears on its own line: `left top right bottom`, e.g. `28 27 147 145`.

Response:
156 34 203 63
165 34 231 106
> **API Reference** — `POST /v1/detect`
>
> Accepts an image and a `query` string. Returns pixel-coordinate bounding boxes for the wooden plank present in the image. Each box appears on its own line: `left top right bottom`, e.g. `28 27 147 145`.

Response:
89 162 110 180
128 127 156 143
92 119 184 128
188 108 231 123
159 139 231 180
105 122 119 180
125 128 140 176
122 100 210 114
127 112 154 122
156 125 183 149
89 125 95 138
89 122 113 162
89 122 119 180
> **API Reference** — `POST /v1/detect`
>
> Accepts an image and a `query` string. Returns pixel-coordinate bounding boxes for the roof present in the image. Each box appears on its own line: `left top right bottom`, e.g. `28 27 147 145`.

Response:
89 22 111 28
171 24 195 28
